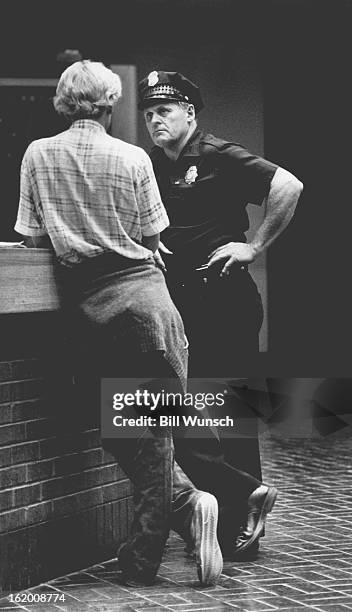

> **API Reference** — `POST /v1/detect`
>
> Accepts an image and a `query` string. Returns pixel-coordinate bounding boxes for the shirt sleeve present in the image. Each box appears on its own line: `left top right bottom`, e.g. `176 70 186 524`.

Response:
135 152 169 236
14 146 47 236
218 142 278 206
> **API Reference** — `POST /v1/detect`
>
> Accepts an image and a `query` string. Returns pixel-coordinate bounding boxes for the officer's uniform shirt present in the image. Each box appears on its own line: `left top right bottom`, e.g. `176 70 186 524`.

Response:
150 129 278 274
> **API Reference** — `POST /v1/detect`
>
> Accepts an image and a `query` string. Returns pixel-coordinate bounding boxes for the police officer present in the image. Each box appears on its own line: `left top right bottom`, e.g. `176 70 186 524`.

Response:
138 70 302 556
138 71 302 374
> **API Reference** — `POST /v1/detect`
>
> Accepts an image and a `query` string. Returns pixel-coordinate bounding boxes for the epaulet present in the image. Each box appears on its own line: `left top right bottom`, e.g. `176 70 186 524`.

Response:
200 133 240 153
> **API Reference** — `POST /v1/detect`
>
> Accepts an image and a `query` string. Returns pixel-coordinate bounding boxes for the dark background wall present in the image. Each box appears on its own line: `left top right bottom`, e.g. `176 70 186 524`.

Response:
262 0 352 373
1 0 351 374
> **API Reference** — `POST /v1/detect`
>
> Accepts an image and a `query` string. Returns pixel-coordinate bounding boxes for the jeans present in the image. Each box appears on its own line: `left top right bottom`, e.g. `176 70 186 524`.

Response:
82 348 198 584
62 255 193 583
102 394 199 584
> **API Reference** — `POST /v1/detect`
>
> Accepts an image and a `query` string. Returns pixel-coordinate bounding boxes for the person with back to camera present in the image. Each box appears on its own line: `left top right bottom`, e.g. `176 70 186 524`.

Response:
14 60 229 587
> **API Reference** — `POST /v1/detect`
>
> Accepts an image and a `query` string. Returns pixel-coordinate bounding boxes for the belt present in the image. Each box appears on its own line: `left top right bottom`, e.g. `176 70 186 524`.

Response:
72 252 151 276
57 252 154 292
167 263 248 287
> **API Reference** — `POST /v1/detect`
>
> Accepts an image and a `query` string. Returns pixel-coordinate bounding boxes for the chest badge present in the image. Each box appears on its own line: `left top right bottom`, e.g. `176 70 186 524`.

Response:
184 165 198 184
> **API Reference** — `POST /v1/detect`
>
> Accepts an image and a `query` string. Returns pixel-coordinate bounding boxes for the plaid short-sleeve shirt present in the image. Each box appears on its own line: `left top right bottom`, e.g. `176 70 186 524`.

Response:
15 120 169 266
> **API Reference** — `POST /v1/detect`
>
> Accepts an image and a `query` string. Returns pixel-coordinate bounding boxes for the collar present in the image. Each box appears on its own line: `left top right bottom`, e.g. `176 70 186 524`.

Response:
180 128 203 158
70 119 106 133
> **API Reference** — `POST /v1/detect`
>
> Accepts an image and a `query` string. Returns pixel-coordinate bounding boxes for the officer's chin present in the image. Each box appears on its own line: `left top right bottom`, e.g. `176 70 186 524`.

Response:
152 132 169 145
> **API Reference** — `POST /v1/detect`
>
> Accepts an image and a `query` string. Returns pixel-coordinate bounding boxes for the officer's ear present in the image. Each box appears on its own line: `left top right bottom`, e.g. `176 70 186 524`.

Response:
186 104 196 122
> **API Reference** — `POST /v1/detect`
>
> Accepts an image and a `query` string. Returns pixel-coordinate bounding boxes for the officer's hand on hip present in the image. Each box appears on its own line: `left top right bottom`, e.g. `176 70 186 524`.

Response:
207 242 257 277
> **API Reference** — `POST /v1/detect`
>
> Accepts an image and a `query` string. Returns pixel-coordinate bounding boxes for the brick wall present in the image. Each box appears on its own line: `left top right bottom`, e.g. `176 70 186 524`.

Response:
0 315 133 593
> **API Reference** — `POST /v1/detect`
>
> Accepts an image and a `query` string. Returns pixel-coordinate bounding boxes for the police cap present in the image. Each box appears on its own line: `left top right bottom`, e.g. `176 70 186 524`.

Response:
138 70 204 113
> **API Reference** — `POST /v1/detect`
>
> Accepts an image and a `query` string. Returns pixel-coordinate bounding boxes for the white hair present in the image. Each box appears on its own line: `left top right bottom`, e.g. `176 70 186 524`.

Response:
53 60 122 120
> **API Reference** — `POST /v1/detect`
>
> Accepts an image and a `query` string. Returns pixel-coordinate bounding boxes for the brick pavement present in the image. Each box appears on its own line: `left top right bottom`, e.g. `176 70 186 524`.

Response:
1 428 352 611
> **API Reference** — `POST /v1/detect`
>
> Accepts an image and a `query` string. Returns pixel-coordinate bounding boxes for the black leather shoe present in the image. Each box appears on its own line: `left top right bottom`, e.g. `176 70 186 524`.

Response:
233 485 277 556
223 538 260 561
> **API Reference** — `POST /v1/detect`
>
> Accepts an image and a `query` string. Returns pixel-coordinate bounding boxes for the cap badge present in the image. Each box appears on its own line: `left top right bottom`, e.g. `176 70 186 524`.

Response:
184 165 198 184
147 71 159 87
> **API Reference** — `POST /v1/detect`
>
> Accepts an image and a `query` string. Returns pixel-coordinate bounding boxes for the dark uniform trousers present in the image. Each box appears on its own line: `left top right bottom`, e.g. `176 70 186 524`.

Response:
166 265 263 375
166 265 264 545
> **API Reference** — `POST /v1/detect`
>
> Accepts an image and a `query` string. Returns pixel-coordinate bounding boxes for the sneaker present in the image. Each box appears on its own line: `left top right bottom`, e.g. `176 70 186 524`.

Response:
190 492 223 585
